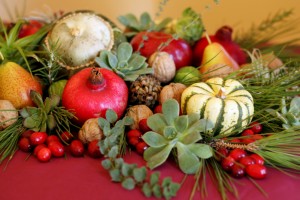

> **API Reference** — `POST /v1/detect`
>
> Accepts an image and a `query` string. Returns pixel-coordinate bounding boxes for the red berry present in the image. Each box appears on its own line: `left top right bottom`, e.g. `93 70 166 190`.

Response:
246 164 267 179
153 105 162 113
215 147 229 161
231 164 245 178
241 129 254 136
30 132 48 146
34 144 47 156
37 147 52 162
251 134 264 141
18 137 32 152
230 138 241 143
239 156 255 167
60 131 73 143
128 137 140 146
127 129 142 138
229 149 246 161
135 141 148 155
250 154 264 165
46 135 60 145
241 138 256 144
221 156 235 171
48 141 65 157
88 140 102 158
21 130 34 138
249 121 263 134
138 118 151 133
69 140 85 157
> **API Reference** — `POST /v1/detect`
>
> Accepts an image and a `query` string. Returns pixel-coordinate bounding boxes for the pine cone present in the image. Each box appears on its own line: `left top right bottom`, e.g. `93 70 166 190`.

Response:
129 75 162 108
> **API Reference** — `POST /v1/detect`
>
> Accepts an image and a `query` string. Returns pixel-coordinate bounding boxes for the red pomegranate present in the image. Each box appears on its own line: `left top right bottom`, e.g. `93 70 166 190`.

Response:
62 67 128 125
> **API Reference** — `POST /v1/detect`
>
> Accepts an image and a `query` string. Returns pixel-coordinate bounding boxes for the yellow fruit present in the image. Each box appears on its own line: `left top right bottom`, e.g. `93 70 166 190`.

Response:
0 62 43 109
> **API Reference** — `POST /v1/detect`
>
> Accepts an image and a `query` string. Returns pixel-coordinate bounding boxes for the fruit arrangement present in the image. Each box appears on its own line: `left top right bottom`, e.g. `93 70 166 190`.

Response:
0 2 300 200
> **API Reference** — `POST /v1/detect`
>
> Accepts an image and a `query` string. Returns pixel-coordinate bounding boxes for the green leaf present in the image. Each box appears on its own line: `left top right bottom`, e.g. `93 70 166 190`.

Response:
121 163 136 177
162 99 180 125
109 168 121 182
142 131 168 147
46 114 56 130
145 144 174 169
169 183 181 196
115 158 124 169
133 167 147 183
142 183 152 197
19 108 30 118
150 172 160 186
162 177 172 187
101 159 112 170
108 53 118 68
44 98 52 114
155 18 172 31
289 96 300 116
123 116 134 126
140 12 151 29
152 184 162 198
122 177 135 190
163 126 177 140
174 115 188 133
179 130 201 144
187 143 213 159
30 90 44 108
108 145 119 158
95 51 111 69
176 142 200 174
117 42 132 61
187 113 201 127
147 114 167 134
128 54 147 70
98 118 110 130
106 109 118 124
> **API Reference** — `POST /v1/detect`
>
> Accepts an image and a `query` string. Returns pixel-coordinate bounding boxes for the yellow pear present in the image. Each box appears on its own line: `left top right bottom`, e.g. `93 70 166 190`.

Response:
0 62 43 109
199 41 240 77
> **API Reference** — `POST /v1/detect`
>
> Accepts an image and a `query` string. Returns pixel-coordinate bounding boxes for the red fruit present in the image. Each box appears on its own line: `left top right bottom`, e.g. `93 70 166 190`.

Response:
46 135 60 145
239 156 255 167
127 129 142 138
48 141 65 157
62 67 128 125
37 147 52 162
230 138 241 143
138 118 151 133
60 131 73 143
128 137 140 146
130 31 193 69
221 156 235 171
241 138 256 144
231 164 245 178
18 137 32 152
135 141 148 155
69 140 85 157
153 105 163 113
249 121 263 134
250 154 264 165
229 149 246 161
21 130 34 138
252 134 264 141
215 147 229 161
241 129 254 136
18 20 43 38
30 132 48 146
246 164 267 179
34 144 47 156
87 140 102 158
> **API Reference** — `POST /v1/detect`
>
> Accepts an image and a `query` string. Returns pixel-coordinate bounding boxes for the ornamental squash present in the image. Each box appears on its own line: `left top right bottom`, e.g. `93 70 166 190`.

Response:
181 77 254 136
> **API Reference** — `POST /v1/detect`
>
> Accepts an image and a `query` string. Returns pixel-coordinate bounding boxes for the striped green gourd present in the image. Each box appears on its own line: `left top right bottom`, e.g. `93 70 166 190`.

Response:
181 77 254 136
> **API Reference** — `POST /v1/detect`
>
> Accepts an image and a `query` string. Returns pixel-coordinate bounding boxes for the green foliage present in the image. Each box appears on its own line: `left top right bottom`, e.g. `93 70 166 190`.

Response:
142 99 214 174
95 42 153 81
98 109 180 199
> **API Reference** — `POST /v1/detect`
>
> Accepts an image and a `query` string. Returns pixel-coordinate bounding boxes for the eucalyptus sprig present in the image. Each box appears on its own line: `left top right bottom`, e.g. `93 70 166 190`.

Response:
142 99 214 174
98 109 181 199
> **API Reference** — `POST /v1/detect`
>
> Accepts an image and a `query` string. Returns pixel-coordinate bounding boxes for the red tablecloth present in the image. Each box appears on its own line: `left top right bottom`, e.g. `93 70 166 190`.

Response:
0 151 299 200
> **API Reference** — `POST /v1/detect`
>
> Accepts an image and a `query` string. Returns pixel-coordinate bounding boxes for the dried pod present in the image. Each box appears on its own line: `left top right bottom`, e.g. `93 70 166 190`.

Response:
159 82 187 105
0 100 18 130
148 51 176 83
126 105 153 130
78 118 104 144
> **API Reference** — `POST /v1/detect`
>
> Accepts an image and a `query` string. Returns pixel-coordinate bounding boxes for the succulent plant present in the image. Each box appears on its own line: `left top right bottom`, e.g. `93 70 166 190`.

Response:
142 99 214 174
95 42 153 81
266 96 300 130
117 12 172 38
19 91 75 133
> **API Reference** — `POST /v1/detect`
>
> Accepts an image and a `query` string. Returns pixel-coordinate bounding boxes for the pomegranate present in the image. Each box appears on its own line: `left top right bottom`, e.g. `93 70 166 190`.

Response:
62 67 128 125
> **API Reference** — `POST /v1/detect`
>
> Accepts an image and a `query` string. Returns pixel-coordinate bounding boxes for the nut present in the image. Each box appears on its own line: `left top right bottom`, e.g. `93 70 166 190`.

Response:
0 100 18 130
126 105 153 130
78 118 104 144
159 82 187 105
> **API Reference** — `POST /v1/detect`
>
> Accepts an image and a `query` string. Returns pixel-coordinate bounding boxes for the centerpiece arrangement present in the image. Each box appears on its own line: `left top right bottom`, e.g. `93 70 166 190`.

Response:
0 1 300 199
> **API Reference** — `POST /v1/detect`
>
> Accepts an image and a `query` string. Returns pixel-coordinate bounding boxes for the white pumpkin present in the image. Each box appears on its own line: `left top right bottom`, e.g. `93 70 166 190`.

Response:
181 77 254 136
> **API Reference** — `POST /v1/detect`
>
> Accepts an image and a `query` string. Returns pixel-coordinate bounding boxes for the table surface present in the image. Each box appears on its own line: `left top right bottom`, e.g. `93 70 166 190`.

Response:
0 150 299 200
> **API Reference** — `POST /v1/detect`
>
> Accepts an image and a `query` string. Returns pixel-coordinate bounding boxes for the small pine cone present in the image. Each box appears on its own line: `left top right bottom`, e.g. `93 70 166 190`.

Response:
129 75 162 108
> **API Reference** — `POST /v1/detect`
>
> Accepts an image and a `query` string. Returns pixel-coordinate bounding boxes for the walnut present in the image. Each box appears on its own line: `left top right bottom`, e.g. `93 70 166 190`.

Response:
125 105 153 130
159 82 187 105
148 51 176 83
0 100 18 130
78 118 104 144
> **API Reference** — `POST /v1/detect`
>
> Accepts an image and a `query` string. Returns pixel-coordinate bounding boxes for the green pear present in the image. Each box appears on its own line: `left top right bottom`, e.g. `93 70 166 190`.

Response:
200 42 240 78
0 62 43 109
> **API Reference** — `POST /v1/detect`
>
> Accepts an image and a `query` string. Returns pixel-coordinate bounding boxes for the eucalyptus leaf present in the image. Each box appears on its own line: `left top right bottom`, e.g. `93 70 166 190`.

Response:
174 115 188 133
147 114 168 134
142 131 169 147
123 116 134 126
114 158 124 169
101 159 112 170
133 167 147 183
117 42 132 61
150 172 160 186
162 177 171 187
121 163 134 177
162 99 180 126
98 118 110 130
122 177 135 190
187 143 213 159
152 184 162 198
109 168 121 182
176 142 200 174
106 109 118 124
108 145 119 158
142 183 152 197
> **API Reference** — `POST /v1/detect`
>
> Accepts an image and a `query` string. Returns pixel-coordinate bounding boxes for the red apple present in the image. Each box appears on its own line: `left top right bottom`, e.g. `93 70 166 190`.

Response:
130 31 192 70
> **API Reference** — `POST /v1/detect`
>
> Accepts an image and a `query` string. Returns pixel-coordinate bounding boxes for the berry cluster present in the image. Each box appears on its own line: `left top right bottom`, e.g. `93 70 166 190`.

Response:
18 130 102 162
